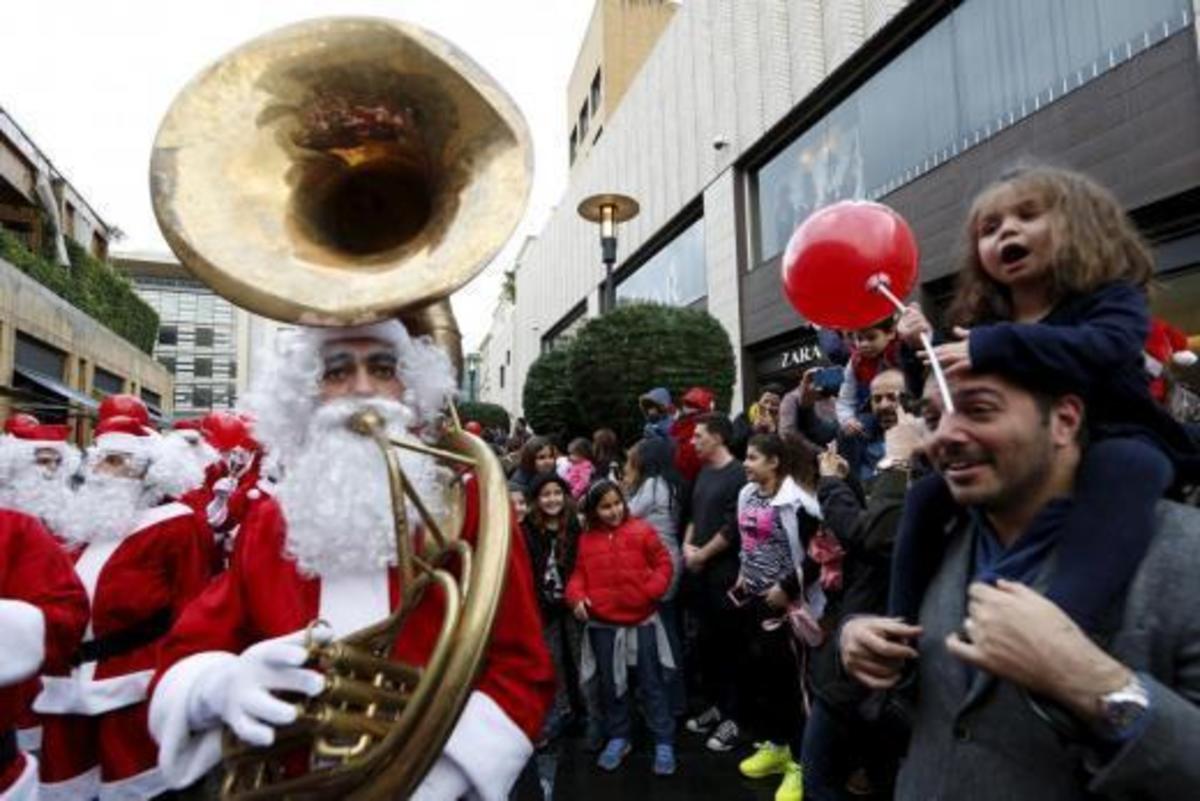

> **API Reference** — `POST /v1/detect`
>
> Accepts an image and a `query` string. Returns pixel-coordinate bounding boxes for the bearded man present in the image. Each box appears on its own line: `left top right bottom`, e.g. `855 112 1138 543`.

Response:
35 414 211 801
149 320 554 801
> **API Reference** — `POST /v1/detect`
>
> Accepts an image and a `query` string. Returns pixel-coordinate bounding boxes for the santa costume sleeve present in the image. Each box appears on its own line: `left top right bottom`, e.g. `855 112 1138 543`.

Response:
0 510 89 684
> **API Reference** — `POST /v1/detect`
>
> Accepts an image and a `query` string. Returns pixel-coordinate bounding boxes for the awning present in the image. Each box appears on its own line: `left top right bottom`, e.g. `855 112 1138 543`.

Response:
12 366 99 412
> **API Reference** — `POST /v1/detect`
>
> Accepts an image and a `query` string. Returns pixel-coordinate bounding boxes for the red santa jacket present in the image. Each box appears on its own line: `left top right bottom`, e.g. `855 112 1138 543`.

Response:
0 510 88 793
35 502 210 718
154 473 554 743
565 516 672 626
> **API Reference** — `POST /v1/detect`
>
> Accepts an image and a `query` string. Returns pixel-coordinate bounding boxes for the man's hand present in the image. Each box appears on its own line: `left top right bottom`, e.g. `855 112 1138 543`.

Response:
841 417 866 437
945 580 1131 721
683 543 706 574
884 408 927 463
928 327 972 376
818 442 849 479
573 599 591 623
897 303 932 349
840 616 923 690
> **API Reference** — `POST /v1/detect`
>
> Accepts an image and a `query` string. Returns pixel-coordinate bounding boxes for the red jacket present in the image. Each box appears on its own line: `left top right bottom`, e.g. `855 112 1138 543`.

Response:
565 517 672 626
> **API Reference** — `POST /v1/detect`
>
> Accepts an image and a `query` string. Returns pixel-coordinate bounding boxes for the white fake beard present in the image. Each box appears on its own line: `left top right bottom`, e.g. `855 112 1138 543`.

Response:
278 397 449 577
6 470 75 534
60 474 144 545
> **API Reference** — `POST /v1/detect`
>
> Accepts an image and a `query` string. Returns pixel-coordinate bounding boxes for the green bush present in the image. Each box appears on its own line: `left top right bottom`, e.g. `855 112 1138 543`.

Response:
566 303 735 444
522 346 585 445
457 400 510 433
0 229 159 354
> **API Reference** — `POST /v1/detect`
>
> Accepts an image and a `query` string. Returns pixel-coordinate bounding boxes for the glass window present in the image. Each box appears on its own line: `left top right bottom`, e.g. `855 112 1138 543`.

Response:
194 357 213 378
616 216 706 307
14 333 67 378
1154 266 1200 389
140 388 162 409
590 67 602 115
228 359 238 379
578 102 589 139
158 325 178 346
752 0 1193 265
158 356 176 375
569 128 578 165
192 386 213 409
195 327 214 347
93 368 124 396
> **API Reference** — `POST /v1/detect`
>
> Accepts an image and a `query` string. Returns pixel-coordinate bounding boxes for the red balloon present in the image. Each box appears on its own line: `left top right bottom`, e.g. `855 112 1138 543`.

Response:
464 421 483 436
781 200 919 330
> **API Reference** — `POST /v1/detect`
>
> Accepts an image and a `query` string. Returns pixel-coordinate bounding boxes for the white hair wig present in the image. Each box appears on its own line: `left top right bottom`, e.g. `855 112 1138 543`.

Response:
241 320 458 468
88 432 204 504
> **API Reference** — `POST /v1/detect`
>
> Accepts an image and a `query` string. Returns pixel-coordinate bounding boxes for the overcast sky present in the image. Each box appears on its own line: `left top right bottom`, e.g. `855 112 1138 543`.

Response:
0 0 594 349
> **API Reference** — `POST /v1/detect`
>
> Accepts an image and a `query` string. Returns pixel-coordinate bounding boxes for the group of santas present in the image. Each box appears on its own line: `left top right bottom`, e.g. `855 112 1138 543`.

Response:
0 399 268 801
0 317 553 801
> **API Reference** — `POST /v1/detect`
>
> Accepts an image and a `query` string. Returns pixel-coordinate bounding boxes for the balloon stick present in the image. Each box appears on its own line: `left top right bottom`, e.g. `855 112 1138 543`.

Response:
866 273 955 414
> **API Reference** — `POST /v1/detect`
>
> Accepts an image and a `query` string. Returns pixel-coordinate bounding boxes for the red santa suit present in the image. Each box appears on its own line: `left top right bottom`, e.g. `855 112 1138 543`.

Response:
35 420 211 801
1145 316 1198 403
150 474 554 800
0 509 89 801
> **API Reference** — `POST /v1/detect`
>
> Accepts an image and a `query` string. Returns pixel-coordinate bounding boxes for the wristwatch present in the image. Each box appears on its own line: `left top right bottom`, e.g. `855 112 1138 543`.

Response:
1096 673 1151 741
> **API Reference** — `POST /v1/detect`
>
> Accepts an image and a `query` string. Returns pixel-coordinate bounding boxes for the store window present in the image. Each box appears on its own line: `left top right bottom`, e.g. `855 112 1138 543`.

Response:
616 216 706 308
93 367 124 396
14 332 66 378
1154 266 1200 388
752 0 1193 266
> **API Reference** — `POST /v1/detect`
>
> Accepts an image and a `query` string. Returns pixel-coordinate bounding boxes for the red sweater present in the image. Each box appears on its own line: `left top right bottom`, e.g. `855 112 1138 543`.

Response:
565 517 673 626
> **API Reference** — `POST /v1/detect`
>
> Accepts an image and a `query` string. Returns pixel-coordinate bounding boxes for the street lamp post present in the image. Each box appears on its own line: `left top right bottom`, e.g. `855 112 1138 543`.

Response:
577 193 639 314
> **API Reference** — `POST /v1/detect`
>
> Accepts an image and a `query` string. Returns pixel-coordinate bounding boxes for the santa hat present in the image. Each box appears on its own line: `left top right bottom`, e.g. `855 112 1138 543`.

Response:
201 411 259 453
94 414 155 457
3 416 75 467
99 394 152 429
681 387 715 412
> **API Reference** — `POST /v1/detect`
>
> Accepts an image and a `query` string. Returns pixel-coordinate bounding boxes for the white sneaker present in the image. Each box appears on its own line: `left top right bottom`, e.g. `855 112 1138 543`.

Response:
685 706 722 734
706 719 742 752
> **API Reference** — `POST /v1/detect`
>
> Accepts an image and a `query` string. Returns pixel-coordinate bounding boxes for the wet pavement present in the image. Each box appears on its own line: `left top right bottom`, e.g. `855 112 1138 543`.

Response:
511 729 779 801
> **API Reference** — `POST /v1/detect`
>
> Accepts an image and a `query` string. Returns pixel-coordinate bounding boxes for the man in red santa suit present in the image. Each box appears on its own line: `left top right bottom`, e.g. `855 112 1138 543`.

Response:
0 498 89 801
34 414 211 801
148 319 554 801
0 417 81 763
196 411 264 552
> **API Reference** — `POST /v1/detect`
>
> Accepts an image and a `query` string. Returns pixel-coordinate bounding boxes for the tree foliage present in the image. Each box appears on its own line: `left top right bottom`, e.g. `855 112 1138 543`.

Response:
522 346 584 444
0 229 160 353
566 303 735 444
456 400 510 433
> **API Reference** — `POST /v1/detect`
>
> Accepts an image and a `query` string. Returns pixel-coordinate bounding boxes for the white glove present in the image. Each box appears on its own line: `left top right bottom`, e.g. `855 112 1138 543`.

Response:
190 627 331 747
0 600 45 686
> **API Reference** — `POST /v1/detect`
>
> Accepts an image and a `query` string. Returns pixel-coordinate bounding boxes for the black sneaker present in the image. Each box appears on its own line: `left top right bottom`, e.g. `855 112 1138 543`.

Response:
685 706 722 734
706 719 742 752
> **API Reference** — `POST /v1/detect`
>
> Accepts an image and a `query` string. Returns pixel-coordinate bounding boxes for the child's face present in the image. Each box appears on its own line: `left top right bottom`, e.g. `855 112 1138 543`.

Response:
594 490 625 528
974 183 1055 290
534 446 557 473
852 327 893 359
743 445 779 487
537 483 566 517
509 491 528 520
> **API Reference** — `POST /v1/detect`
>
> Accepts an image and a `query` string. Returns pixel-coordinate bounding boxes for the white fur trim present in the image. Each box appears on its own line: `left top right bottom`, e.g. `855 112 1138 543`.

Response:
411 756 471 801
34 668 154 715
130 501 193 534
149 651 237 789
0 752 37 801
94 432 149 456
440 691 533 801
0 600 45 685
99 765 167 801
1174 350 1198 367
15 726 40 753
38 766 99 801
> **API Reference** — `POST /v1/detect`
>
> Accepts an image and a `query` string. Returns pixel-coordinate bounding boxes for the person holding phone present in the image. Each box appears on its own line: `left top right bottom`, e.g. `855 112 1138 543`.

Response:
730 433 824 801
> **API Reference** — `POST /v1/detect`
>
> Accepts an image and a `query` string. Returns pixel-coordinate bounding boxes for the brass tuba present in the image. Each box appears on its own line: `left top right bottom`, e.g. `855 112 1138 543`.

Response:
150 17 531 800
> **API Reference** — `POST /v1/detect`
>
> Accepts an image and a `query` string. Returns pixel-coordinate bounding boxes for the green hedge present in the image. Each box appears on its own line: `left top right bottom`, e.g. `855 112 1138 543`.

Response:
457 400 510 433
522 346 585 445
0 229 159 354
566 303 735 444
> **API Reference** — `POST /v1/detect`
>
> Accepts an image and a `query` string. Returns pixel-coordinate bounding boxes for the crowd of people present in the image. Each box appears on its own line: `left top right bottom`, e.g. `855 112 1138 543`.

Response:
0 163 1197 801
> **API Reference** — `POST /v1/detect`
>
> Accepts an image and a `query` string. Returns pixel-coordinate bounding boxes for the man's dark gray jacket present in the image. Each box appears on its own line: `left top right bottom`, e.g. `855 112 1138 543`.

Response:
897 500 1200 800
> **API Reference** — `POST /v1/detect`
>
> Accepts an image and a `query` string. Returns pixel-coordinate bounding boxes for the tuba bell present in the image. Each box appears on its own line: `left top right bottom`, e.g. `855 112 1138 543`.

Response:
151 17 531 800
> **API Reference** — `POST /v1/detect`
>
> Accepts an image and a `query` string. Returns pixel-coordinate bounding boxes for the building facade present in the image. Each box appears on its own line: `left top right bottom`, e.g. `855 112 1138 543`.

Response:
115 253 251 417
510 0 1200 418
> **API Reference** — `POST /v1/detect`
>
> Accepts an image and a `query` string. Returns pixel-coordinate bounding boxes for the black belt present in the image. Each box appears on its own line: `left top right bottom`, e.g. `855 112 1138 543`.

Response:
71 609 173 667
0 728 16 773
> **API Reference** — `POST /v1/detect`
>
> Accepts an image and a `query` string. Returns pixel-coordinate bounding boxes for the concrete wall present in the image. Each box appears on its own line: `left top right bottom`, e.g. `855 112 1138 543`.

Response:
513 0 905 416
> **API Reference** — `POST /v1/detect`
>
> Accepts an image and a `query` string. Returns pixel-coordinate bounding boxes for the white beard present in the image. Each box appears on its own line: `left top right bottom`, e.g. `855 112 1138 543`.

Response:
277 398 449 577
6 470 75 534
60 474 144 545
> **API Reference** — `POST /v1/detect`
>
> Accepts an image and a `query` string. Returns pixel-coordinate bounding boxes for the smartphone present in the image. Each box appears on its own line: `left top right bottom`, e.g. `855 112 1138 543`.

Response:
727 584 751 608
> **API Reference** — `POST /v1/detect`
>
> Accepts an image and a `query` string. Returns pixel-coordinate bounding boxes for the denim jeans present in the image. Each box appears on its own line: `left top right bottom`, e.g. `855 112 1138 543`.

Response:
588 624 675 745
802 697 897 800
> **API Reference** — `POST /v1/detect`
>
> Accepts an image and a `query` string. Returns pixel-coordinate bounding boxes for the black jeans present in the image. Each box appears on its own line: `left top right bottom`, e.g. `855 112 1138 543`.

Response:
733 598 806 754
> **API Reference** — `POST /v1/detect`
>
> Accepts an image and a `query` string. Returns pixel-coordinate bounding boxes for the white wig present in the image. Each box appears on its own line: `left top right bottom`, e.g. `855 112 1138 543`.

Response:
241 320 458 468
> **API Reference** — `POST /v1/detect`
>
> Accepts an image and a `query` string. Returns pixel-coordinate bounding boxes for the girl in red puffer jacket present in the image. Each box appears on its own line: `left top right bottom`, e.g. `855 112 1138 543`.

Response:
566 479 677 776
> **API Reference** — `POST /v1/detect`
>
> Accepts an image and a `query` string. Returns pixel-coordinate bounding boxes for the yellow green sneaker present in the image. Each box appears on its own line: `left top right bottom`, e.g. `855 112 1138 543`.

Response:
738 742 791 779
775 760 803 801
